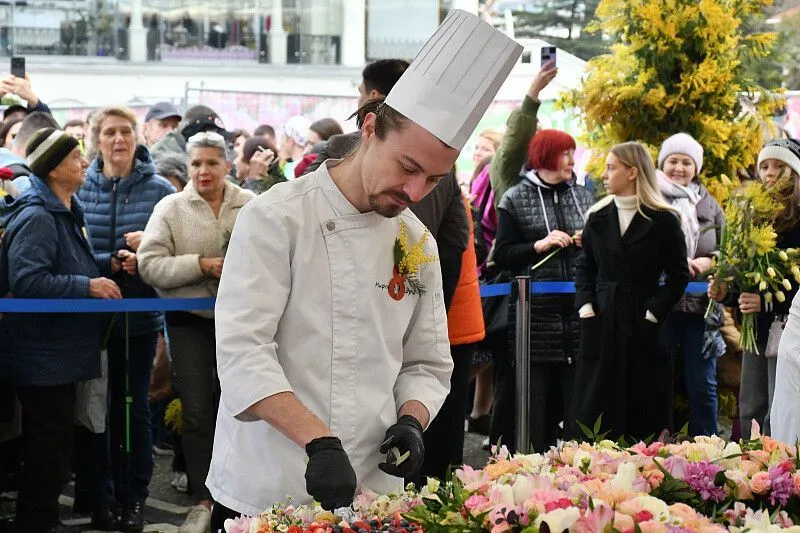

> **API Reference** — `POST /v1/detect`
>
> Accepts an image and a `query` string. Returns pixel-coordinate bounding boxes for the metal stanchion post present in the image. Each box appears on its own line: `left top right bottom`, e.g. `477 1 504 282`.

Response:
515 275 531 453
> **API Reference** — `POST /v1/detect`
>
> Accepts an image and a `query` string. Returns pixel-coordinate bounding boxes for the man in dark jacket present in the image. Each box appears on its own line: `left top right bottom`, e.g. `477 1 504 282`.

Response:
149 105 233 163
301 59 469 308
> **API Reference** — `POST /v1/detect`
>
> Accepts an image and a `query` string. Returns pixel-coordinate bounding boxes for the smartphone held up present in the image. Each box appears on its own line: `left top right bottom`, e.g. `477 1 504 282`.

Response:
540 46 556 68
10 57 25 79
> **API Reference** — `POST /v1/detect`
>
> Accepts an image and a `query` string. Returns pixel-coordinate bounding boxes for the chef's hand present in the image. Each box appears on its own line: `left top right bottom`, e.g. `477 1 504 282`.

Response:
304 436 357 511
378 415 425 478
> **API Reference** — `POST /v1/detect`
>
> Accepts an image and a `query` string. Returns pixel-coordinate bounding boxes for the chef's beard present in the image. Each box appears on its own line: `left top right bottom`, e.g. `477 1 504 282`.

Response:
368 191 412 218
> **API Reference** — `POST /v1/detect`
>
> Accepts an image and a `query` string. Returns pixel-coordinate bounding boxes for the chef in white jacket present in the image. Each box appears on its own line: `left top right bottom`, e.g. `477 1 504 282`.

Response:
206 10 522 529
771 291 800 444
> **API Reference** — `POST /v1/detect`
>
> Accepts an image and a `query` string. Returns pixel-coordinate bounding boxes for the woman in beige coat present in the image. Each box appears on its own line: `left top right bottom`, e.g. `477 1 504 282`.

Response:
138 131 255 533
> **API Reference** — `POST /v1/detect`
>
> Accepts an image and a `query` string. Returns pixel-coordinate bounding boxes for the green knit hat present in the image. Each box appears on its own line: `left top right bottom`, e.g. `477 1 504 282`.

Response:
25 128 80 178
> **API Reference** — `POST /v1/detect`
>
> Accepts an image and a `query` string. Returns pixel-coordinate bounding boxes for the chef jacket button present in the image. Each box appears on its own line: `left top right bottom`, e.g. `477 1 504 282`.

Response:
326 221 335 231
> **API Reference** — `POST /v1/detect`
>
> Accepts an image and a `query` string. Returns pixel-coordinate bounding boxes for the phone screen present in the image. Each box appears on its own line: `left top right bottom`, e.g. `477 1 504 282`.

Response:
10 57 25 78
540 46 557 68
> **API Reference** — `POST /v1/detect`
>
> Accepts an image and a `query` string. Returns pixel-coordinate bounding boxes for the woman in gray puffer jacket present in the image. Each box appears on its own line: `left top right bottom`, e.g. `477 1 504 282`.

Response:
657 133 725 437
493 128 594 452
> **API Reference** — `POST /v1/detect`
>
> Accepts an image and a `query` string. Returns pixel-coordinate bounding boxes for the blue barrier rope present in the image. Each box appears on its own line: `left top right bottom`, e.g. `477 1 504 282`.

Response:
0 297 216 313
478 281 709 297
0 283 711 312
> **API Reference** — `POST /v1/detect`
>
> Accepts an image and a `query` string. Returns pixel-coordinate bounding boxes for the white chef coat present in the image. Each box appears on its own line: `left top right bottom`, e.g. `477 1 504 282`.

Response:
206 161 453 516
771 291 800 444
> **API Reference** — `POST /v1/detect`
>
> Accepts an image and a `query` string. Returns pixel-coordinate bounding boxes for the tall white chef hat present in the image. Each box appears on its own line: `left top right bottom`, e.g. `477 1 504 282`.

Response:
384 9 523 151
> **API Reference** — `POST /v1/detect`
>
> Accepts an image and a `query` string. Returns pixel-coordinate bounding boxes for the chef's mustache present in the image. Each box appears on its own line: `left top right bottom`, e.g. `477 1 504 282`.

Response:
386 191 412 205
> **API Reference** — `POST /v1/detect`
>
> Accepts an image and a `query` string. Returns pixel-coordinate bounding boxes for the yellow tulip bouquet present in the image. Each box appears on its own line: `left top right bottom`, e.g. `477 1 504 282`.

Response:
707 176 800 353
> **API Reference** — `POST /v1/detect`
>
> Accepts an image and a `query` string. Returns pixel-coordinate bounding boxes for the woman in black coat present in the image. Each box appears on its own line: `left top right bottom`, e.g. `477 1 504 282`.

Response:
572 141 690 441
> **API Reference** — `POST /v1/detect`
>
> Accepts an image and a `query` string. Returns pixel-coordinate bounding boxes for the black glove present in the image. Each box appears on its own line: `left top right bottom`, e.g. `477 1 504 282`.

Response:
304 436 357 510
378 415 425 478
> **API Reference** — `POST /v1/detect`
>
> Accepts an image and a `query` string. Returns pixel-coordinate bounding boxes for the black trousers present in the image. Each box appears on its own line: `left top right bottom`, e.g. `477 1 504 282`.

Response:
491 347 575 453
15 384 76 533
210 502 241 533
414 343 474 484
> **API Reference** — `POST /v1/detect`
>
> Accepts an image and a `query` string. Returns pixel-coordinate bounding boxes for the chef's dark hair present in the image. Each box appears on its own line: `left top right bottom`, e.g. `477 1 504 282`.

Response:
350 97 408 141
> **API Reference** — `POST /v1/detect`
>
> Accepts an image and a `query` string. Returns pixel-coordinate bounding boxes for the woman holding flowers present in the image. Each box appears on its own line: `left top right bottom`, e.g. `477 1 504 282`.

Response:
572 141 689 441
711 138 800 439
484 60 597 451
657 133 725 437
138 132 255 533
492 128 594 452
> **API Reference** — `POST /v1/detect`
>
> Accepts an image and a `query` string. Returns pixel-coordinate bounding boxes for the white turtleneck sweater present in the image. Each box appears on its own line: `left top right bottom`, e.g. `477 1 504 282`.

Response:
578 194 658 323
614 194 638 236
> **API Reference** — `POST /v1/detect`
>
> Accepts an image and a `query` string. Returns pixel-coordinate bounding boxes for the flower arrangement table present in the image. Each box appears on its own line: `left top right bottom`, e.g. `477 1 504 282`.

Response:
227 425 800 533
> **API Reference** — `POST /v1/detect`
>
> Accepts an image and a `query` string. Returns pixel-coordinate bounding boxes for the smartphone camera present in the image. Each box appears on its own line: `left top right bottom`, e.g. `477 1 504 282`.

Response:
10 57 25 79
540 46 557 68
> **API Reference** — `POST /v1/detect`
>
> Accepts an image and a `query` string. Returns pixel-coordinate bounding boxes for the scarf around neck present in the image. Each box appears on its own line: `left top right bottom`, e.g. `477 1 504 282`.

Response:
656 170 700 258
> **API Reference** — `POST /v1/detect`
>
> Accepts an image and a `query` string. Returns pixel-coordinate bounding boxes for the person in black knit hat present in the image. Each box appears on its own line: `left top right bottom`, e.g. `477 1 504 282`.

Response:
1 127 121 533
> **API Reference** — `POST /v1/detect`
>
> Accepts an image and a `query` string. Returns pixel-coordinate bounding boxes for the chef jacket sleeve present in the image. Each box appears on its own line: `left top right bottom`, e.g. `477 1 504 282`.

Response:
215 200 294 421
394 237 453 426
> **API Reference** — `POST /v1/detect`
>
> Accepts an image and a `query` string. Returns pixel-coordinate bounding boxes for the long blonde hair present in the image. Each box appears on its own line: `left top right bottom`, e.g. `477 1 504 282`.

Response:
611 141 678 217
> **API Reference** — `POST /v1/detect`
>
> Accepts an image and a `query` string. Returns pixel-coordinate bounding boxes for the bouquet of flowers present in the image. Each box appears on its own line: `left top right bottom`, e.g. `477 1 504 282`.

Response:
707 175 800 353
223 487 426 533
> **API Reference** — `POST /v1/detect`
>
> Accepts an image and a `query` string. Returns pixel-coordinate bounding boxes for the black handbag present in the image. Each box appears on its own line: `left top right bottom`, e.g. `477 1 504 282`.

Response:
481 269 514 336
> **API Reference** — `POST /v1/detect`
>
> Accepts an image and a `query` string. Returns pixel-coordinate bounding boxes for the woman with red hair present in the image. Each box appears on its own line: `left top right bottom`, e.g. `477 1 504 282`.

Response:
489 68 595 451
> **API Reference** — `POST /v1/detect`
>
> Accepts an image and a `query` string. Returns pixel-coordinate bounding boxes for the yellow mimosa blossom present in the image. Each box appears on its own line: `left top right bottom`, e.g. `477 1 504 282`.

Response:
562 0 780 194
396 222 437 276
749 225 778 257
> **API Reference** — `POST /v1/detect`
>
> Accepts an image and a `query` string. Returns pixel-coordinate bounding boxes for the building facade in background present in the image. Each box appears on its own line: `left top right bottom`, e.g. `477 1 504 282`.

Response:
0 0 475 66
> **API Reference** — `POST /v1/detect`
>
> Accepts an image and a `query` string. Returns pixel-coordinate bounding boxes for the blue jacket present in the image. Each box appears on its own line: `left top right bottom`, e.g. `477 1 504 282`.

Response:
0 175 105 386
76 145 175 337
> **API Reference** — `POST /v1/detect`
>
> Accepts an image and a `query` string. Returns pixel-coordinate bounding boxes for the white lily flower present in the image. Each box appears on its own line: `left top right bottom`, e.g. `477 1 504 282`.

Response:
535 507 581 532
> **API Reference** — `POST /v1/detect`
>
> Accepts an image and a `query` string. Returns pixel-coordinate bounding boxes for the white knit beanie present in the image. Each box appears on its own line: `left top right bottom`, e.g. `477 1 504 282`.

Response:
758 139 800 178
657 133 704 176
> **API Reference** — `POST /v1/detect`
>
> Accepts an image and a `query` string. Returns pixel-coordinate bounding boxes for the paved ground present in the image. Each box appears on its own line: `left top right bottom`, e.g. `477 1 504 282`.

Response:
0 430 491 532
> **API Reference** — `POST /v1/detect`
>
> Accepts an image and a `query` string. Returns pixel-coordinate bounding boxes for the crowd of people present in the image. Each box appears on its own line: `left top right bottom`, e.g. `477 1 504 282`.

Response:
1 30 800 533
